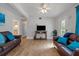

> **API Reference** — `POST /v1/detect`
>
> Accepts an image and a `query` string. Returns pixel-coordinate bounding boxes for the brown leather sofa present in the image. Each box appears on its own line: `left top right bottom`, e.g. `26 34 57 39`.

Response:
53 36 79 56
0 31 21 56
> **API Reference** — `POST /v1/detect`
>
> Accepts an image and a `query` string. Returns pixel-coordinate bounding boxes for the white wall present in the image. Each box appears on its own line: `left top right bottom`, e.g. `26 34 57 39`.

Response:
0 4 24 35
55 6 76 36
0 8 15 32
26 17 54 39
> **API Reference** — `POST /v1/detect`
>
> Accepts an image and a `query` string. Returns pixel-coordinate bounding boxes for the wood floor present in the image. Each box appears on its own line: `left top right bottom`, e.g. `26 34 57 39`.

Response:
7 38 60 56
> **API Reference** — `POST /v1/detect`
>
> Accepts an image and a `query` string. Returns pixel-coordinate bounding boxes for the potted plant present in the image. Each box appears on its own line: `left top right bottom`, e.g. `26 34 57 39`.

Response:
52 29 57 36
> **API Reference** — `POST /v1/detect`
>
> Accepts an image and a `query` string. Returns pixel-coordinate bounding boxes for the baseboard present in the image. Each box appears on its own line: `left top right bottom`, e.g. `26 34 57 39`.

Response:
26 36 34 39
26 36 52 40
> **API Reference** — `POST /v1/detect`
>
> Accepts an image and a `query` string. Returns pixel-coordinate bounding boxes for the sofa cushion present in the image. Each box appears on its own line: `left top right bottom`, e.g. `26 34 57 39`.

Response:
0 33 6 46
67 41 79 51
6 32 15 41
57 37 68 45
3 41 14 50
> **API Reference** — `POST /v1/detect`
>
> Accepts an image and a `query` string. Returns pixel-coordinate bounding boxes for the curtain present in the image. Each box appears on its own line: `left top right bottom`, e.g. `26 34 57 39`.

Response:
75 5 79 35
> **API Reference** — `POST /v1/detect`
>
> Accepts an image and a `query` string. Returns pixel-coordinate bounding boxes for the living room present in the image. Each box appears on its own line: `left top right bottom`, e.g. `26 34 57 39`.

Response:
0 3 79 56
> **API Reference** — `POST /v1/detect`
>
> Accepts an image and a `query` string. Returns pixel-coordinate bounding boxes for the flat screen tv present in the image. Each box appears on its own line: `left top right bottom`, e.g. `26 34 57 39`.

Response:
0 13 5 23
37 25 46 31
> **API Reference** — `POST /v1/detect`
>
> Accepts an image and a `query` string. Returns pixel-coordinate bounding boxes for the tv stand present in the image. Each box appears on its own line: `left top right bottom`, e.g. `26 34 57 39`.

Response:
34 31 47 40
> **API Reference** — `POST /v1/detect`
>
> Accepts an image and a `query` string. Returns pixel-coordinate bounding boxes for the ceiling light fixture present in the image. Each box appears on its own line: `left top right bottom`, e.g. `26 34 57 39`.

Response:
40 3 50 14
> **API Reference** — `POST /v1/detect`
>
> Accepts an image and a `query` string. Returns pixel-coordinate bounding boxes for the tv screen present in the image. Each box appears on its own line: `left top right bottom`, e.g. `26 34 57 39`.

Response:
37 25 46 31
0 13 5 23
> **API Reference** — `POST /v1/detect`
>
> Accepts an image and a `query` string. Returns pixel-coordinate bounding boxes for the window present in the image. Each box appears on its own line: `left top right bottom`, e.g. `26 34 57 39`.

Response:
61 19 66 35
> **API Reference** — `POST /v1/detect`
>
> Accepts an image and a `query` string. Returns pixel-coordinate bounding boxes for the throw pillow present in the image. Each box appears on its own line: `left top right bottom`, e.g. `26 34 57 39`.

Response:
6 32 15 41
67 41 79 51
57 37 68 45
63 32 73 38
0 33 6 46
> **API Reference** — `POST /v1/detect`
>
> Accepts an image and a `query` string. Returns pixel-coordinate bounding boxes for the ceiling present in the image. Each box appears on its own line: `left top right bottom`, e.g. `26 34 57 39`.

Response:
12 3 77 18
0 3 26 19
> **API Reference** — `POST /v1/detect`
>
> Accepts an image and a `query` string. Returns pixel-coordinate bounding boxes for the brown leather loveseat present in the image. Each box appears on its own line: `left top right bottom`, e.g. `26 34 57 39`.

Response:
53 33 79 56
0 31 21 56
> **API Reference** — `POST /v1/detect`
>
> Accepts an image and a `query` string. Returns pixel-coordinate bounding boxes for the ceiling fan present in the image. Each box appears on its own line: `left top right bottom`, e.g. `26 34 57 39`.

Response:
39 3 50 14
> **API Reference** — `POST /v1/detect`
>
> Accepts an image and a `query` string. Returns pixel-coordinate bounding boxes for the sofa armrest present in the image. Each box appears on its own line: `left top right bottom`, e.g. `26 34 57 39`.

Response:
14 35 22 39
53 36 57 39
53 36 59 41
13 35 21 45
